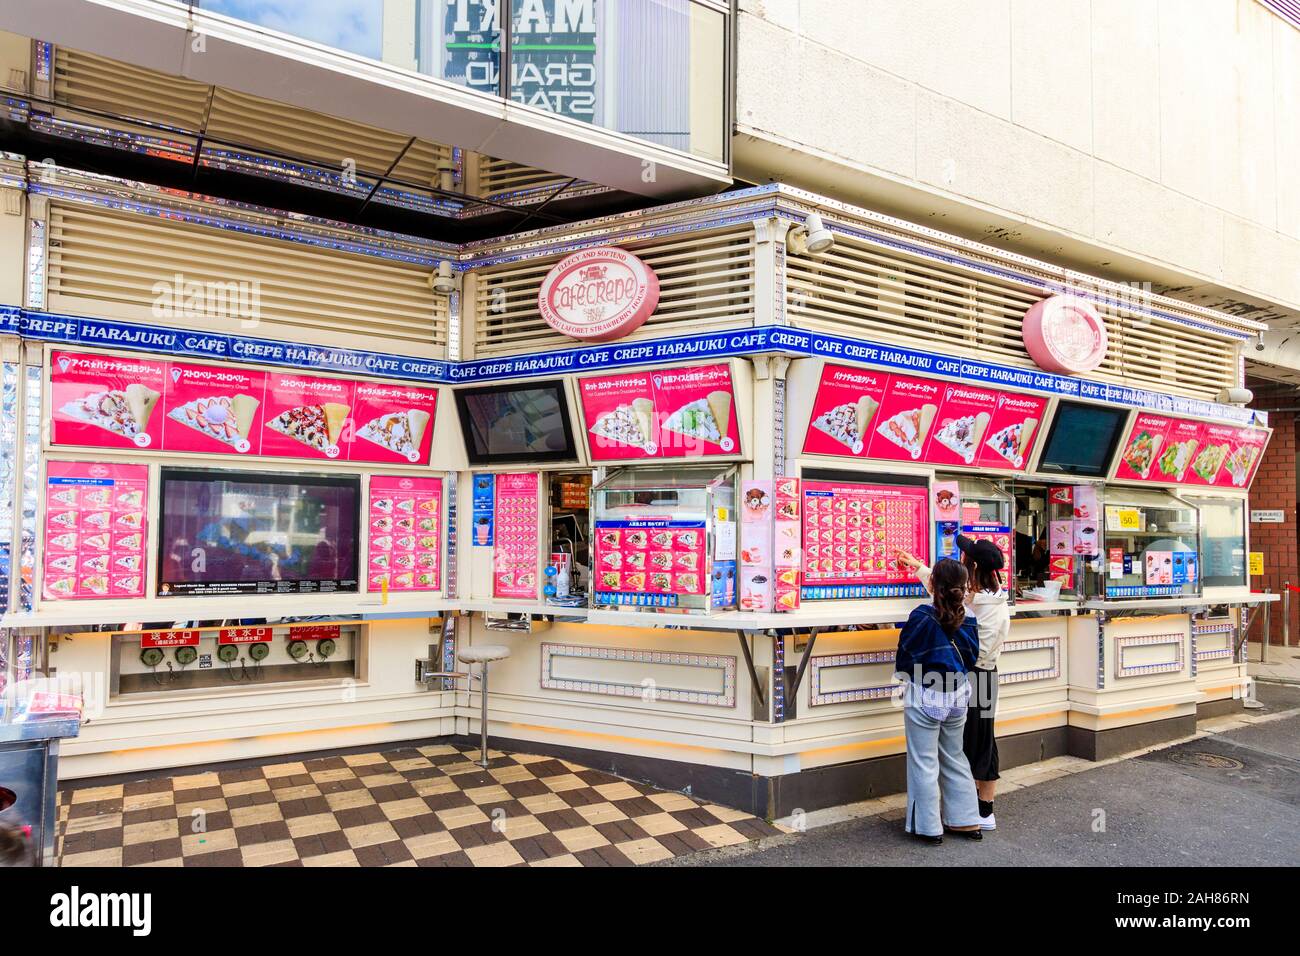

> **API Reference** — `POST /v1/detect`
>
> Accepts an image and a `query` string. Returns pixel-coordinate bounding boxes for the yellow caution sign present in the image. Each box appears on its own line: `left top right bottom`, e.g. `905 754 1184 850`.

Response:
1249 552 1264 576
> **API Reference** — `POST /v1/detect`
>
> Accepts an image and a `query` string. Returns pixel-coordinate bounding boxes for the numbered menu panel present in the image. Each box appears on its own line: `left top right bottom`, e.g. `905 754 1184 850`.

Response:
367 476 442 593
493 473 539 599
43 461 148 600
51 350 438 466
803 364 1047 472
1115 413 1269 488
579 362 740 461
593 521 707 607
801 480 928 599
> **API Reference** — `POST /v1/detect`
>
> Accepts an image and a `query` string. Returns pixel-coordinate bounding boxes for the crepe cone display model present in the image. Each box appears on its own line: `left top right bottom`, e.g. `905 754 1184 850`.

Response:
811 395 879 453
268 402 350 453
590 397 655 451
358 408 430 458
663 395 727 444
706 390 732 441
932 411 991 464
168 394 260 449
61 383 161 440
876 403 936 459
986 416 1038 468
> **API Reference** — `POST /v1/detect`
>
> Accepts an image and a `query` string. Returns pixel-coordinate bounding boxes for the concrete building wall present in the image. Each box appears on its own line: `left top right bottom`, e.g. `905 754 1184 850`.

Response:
733 0 1300 325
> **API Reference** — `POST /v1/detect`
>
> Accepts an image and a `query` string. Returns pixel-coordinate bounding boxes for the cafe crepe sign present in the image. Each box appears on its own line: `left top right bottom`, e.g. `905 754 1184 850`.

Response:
1022 295 1108 375
538 246 660 343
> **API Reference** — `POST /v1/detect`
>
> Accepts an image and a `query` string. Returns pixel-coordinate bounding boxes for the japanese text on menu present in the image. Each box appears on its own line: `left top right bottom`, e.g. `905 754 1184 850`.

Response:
801 480 928 599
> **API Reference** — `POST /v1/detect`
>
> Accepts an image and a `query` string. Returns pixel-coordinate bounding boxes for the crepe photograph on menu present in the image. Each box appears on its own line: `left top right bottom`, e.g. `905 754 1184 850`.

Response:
60 384 160 441
590 398 655 452
876 404 937 459
811 396 879 454
268 402 350 454
169 394 260 449
357 409 430 459
1191 443 1228 482
1156 439 1199 482
662 391 732 445
1224 444 1260 487
933 412 990 465
985 417 1038 468
1121 429 1162 479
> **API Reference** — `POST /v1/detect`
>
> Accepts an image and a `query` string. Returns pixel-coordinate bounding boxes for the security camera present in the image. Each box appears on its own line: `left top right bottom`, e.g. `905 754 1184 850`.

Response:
787 212 835 256
430 260 457 295
1215 387 1254 406
1255 330 1267 352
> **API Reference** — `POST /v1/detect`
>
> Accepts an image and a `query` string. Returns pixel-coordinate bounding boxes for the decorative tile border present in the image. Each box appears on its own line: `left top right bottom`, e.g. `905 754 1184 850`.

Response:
540 643 736 708
997 636 1062 685
1115 633 1185 679
809 650 896 706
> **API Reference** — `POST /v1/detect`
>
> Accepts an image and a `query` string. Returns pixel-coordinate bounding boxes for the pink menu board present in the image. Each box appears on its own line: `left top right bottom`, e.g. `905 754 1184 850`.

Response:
1115 413 1269 488
51 351 168 450
803 364 1047 472
580 362 739 461
51 350 439 466
801 480 929 599
493 473 539 599
43 461 148 600
367 476 442 592
593 521 707 606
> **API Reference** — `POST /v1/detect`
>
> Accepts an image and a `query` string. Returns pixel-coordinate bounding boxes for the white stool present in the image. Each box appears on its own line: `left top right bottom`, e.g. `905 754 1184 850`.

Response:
457 644 511 768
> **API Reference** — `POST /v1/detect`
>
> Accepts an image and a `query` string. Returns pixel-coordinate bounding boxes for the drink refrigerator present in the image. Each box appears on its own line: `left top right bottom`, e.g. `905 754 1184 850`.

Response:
589 465 737 613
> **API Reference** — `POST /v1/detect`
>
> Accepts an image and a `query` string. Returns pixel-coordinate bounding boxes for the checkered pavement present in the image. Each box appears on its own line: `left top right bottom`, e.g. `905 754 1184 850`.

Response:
57 742 785 867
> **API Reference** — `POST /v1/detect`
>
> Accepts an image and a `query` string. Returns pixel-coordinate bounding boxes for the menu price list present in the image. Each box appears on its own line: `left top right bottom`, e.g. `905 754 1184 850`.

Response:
367 476 442 592
43 461 149 601
801 480 928 601
493 473 539 599
592 520 706 605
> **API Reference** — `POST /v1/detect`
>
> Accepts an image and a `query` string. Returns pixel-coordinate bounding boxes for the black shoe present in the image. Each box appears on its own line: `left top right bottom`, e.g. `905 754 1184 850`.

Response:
943 825 983 841
908 831 943 846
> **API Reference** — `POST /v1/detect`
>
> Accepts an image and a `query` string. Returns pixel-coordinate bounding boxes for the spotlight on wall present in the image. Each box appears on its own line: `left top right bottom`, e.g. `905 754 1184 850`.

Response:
1215 387 1254 406
430 260 457 295
787 212 836 256
1255 329 1267 352
435 158 457 193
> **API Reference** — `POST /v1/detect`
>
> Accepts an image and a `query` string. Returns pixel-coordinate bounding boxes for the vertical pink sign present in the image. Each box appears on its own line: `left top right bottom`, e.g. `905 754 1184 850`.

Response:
367 475 442 592
493 473 539 599
43 461 148 600
50 351 168 451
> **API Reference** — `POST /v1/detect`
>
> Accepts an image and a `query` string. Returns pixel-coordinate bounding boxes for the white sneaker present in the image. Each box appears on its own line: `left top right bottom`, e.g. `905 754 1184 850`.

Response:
978 813 996 831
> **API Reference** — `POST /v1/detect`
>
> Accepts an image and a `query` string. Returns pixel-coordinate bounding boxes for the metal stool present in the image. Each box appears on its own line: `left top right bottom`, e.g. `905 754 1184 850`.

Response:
456 644 511 768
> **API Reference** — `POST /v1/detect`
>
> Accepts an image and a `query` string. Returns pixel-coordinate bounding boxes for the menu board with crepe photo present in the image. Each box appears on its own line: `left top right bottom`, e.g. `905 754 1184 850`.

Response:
43 461 149 600
1114 413 1270 490
592 520 707 608
802 364 1045 472
578 362 740 462
165 360 265 455
51 351 167 450
493 473 540 600
367 476 442 593
801 478 928 599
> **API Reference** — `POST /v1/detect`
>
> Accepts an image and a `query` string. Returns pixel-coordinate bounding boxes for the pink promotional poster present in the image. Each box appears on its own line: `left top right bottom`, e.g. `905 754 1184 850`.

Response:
43 461 148 601
1116 414 1270 488
493 473 539 599
367 476 442 592
50 349 440 467
803 364 1046 472
51 350 168 450
801 480 928 599
163 360 267 455
580 362 739 461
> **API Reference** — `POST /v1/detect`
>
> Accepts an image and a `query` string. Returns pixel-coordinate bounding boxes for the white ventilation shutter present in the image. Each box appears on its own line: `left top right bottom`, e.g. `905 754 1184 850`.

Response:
473 226 755 356
786 234 1237 400
46 204 447 355
53 47 209 131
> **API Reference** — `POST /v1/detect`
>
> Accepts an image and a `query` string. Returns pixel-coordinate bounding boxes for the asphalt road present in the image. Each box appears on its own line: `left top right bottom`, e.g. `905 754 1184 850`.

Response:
669 683 1300 867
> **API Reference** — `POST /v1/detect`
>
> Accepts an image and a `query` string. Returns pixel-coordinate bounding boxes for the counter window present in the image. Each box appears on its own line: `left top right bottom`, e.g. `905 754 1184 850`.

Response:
1093 488 1201 600
934 477 1014 594
1185 495 1246 588
158 469 360 596
1036 401 1129 478
454 380 576 465
591 465 736 611
110 623 363 697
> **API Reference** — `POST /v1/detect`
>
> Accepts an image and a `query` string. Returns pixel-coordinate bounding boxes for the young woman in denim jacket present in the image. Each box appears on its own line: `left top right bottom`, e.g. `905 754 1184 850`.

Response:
893 557 983 845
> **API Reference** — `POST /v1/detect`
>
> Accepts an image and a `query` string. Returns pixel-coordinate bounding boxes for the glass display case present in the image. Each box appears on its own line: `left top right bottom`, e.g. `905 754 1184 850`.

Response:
590 465 737 612
934 476 1014 602
1185 495 1247 589
1088 488 1201 600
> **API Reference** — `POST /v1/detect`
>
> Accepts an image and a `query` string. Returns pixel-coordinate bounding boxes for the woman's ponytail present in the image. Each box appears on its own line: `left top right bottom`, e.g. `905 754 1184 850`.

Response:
929 558 969 633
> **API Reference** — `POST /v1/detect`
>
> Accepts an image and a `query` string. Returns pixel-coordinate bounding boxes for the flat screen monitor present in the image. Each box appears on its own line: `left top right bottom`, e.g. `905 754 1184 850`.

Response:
454 379 577 465
1036 401 1129 477
158 469 359 596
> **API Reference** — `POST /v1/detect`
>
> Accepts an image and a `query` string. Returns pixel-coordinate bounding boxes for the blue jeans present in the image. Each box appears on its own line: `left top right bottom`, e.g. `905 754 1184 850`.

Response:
903 696 982 837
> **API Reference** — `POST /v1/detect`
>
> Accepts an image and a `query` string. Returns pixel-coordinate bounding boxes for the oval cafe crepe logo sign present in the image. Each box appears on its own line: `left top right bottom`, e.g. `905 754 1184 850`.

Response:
1022 294 1108 375
538 247 660 342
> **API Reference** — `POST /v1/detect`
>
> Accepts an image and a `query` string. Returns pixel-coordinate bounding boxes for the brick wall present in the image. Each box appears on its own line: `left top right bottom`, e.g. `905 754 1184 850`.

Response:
1246 404 1296 645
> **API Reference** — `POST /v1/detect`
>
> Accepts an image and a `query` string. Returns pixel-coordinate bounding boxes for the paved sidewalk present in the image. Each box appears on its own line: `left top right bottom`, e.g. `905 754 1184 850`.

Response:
56 742 785 867
1249 642 1300 685
664 682 1300 867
